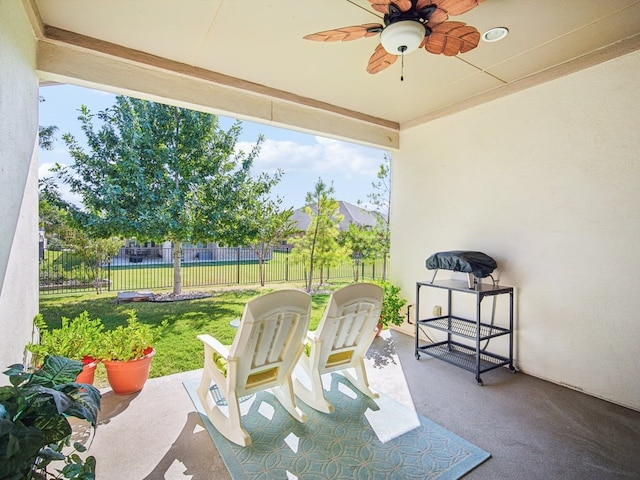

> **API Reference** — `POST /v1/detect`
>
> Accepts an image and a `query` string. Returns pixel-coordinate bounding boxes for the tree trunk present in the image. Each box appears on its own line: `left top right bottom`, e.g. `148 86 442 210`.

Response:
307 254 315 292
307 227 319 292
257 243 266 287
382 253 388 281
173 240 182 295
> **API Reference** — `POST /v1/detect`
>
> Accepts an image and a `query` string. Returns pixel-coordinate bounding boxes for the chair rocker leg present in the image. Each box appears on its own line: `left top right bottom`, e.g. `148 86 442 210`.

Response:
343 360 379 400
293 371 335 414
273 380 308 422
197 372 252 446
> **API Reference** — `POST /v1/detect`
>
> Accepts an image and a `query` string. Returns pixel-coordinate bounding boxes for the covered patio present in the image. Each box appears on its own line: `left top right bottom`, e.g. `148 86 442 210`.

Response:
2 0 640 477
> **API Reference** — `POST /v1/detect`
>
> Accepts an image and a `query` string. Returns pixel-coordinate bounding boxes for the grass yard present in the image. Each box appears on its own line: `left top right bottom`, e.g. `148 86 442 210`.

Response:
38 283 345 387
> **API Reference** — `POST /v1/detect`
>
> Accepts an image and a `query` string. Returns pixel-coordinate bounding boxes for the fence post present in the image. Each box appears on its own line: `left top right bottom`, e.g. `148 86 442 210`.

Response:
237 247 241 284
285 248 289 282
107 261 111 291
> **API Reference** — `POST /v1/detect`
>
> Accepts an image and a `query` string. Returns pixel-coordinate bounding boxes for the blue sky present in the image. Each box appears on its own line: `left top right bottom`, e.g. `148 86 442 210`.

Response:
38 85 388 210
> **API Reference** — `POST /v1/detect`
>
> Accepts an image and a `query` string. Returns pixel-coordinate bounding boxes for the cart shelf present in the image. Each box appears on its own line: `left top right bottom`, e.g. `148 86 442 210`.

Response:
420 316 511 340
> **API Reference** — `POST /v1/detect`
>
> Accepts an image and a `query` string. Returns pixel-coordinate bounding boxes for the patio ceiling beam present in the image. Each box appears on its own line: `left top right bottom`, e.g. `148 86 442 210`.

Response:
35 26 399 150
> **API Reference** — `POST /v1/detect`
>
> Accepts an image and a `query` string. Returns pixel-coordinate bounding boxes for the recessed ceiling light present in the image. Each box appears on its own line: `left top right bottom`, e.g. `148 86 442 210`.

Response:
482 27 509 43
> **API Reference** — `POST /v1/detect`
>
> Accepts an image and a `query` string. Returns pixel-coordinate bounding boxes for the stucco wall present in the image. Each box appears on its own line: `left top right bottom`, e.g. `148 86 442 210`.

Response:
0 0 40 376
391 50 640 411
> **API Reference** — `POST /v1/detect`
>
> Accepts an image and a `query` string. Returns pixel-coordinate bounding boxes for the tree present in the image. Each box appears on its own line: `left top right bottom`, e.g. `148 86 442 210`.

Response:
38 199 123 293
360 153 392 280
65 232 124 294
38 196 66 241
292 179 347 292
52 96 279 294
38 96 58 151
246 196 297 287
341 222 376 282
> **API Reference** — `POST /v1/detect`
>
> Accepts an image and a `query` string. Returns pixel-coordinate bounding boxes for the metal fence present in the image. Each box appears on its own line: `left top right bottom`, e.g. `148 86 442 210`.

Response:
39 246 386 295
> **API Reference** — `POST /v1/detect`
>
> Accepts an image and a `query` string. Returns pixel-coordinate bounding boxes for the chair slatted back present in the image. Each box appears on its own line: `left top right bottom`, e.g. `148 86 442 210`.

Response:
315 284 383 371
229 289 311 395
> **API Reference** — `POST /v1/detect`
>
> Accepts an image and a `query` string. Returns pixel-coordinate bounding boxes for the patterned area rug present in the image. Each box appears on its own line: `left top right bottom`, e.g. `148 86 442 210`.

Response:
183 374 489 479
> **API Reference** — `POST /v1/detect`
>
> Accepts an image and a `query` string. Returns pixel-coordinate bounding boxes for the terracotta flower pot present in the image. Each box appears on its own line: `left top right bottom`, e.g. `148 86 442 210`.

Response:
103 349 155 395
76 358 99 384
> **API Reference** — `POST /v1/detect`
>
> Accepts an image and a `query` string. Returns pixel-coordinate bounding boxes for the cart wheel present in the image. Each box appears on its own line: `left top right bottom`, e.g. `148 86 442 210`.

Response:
415 352 421 360
476 377 483 386
509 365 517 373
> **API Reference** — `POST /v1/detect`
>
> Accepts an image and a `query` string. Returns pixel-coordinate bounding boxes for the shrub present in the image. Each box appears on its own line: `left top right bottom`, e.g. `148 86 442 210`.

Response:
27 312 104 366
377 280 407 327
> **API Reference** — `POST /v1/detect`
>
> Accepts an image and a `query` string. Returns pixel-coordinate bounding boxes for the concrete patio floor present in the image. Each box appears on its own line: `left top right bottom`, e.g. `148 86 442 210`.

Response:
81 330 640 479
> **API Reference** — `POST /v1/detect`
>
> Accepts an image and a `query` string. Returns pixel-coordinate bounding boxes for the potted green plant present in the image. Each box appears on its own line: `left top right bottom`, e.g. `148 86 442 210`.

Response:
0 355 101 479
27 312 104 385
376 280 408 334
96 310 166 395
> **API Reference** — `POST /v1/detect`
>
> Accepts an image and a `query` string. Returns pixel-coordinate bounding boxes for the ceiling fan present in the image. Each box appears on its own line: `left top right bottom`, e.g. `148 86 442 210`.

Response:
303 0 484 75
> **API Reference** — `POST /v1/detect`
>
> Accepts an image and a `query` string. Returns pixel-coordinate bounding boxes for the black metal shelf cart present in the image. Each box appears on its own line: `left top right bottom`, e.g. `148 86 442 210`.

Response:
415 279 516 385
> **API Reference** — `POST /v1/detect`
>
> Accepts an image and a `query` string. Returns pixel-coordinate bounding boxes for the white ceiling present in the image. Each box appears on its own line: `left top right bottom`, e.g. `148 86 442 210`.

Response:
32 0 640 136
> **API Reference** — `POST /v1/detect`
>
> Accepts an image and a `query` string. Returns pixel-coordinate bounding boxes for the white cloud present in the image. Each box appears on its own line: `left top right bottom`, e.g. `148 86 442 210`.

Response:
238 136 383 179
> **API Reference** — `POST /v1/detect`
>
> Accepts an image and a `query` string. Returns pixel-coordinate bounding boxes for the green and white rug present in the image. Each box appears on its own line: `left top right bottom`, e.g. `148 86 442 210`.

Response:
184 374 489 479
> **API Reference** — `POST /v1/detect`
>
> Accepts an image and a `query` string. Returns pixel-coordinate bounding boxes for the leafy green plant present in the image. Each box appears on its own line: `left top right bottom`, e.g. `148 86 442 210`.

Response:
378 280 407 327
0 355 101 479
96 310 167 362
27 312 104 366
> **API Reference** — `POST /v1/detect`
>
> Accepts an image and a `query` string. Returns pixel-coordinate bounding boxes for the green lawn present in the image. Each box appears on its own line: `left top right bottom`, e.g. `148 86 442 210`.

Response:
38 283 343 387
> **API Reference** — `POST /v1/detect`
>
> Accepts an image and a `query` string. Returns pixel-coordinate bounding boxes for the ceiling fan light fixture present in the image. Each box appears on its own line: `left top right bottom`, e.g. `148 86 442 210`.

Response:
380 20 426 55
482 27 509 43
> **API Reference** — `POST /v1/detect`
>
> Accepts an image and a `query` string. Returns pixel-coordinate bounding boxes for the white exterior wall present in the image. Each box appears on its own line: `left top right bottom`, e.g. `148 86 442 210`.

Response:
391 50 640 411
0 0 40 376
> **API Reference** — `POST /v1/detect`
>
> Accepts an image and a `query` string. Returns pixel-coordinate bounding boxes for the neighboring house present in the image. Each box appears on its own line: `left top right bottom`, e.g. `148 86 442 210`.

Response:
291 201 382 233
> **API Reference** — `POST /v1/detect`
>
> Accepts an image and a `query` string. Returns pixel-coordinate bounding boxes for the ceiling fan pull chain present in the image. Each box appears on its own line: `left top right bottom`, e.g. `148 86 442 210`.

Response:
398 44 407 81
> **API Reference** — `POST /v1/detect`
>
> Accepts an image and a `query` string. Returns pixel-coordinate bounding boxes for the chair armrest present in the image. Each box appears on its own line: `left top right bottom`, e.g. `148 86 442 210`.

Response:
197 334 230 359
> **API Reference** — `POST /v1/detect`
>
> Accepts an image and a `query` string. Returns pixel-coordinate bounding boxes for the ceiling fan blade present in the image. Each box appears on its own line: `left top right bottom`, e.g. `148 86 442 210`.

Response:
423 21 480 56
368 0 413 15
303 23 383 42
366 44 398 74
433 0 483 16
418 0 483 24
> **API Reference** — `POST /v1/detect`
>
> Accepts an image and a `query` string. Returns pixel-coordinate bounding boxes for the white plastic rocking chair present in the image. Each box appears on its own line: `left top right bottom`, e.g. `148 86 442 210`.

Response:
293 283 383 413
196 289 312 446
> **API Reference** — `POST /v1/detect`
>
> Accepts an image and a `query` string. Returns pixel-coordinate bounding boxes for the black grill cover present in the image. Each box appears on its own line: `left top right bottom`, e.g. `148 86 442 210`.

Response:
426 251 497 278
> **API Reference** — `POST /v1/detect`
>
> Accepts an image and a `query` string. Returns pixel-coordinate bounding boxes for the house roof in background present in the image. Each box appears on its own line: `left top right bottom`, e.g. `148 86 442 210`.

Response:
292 201 381 232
